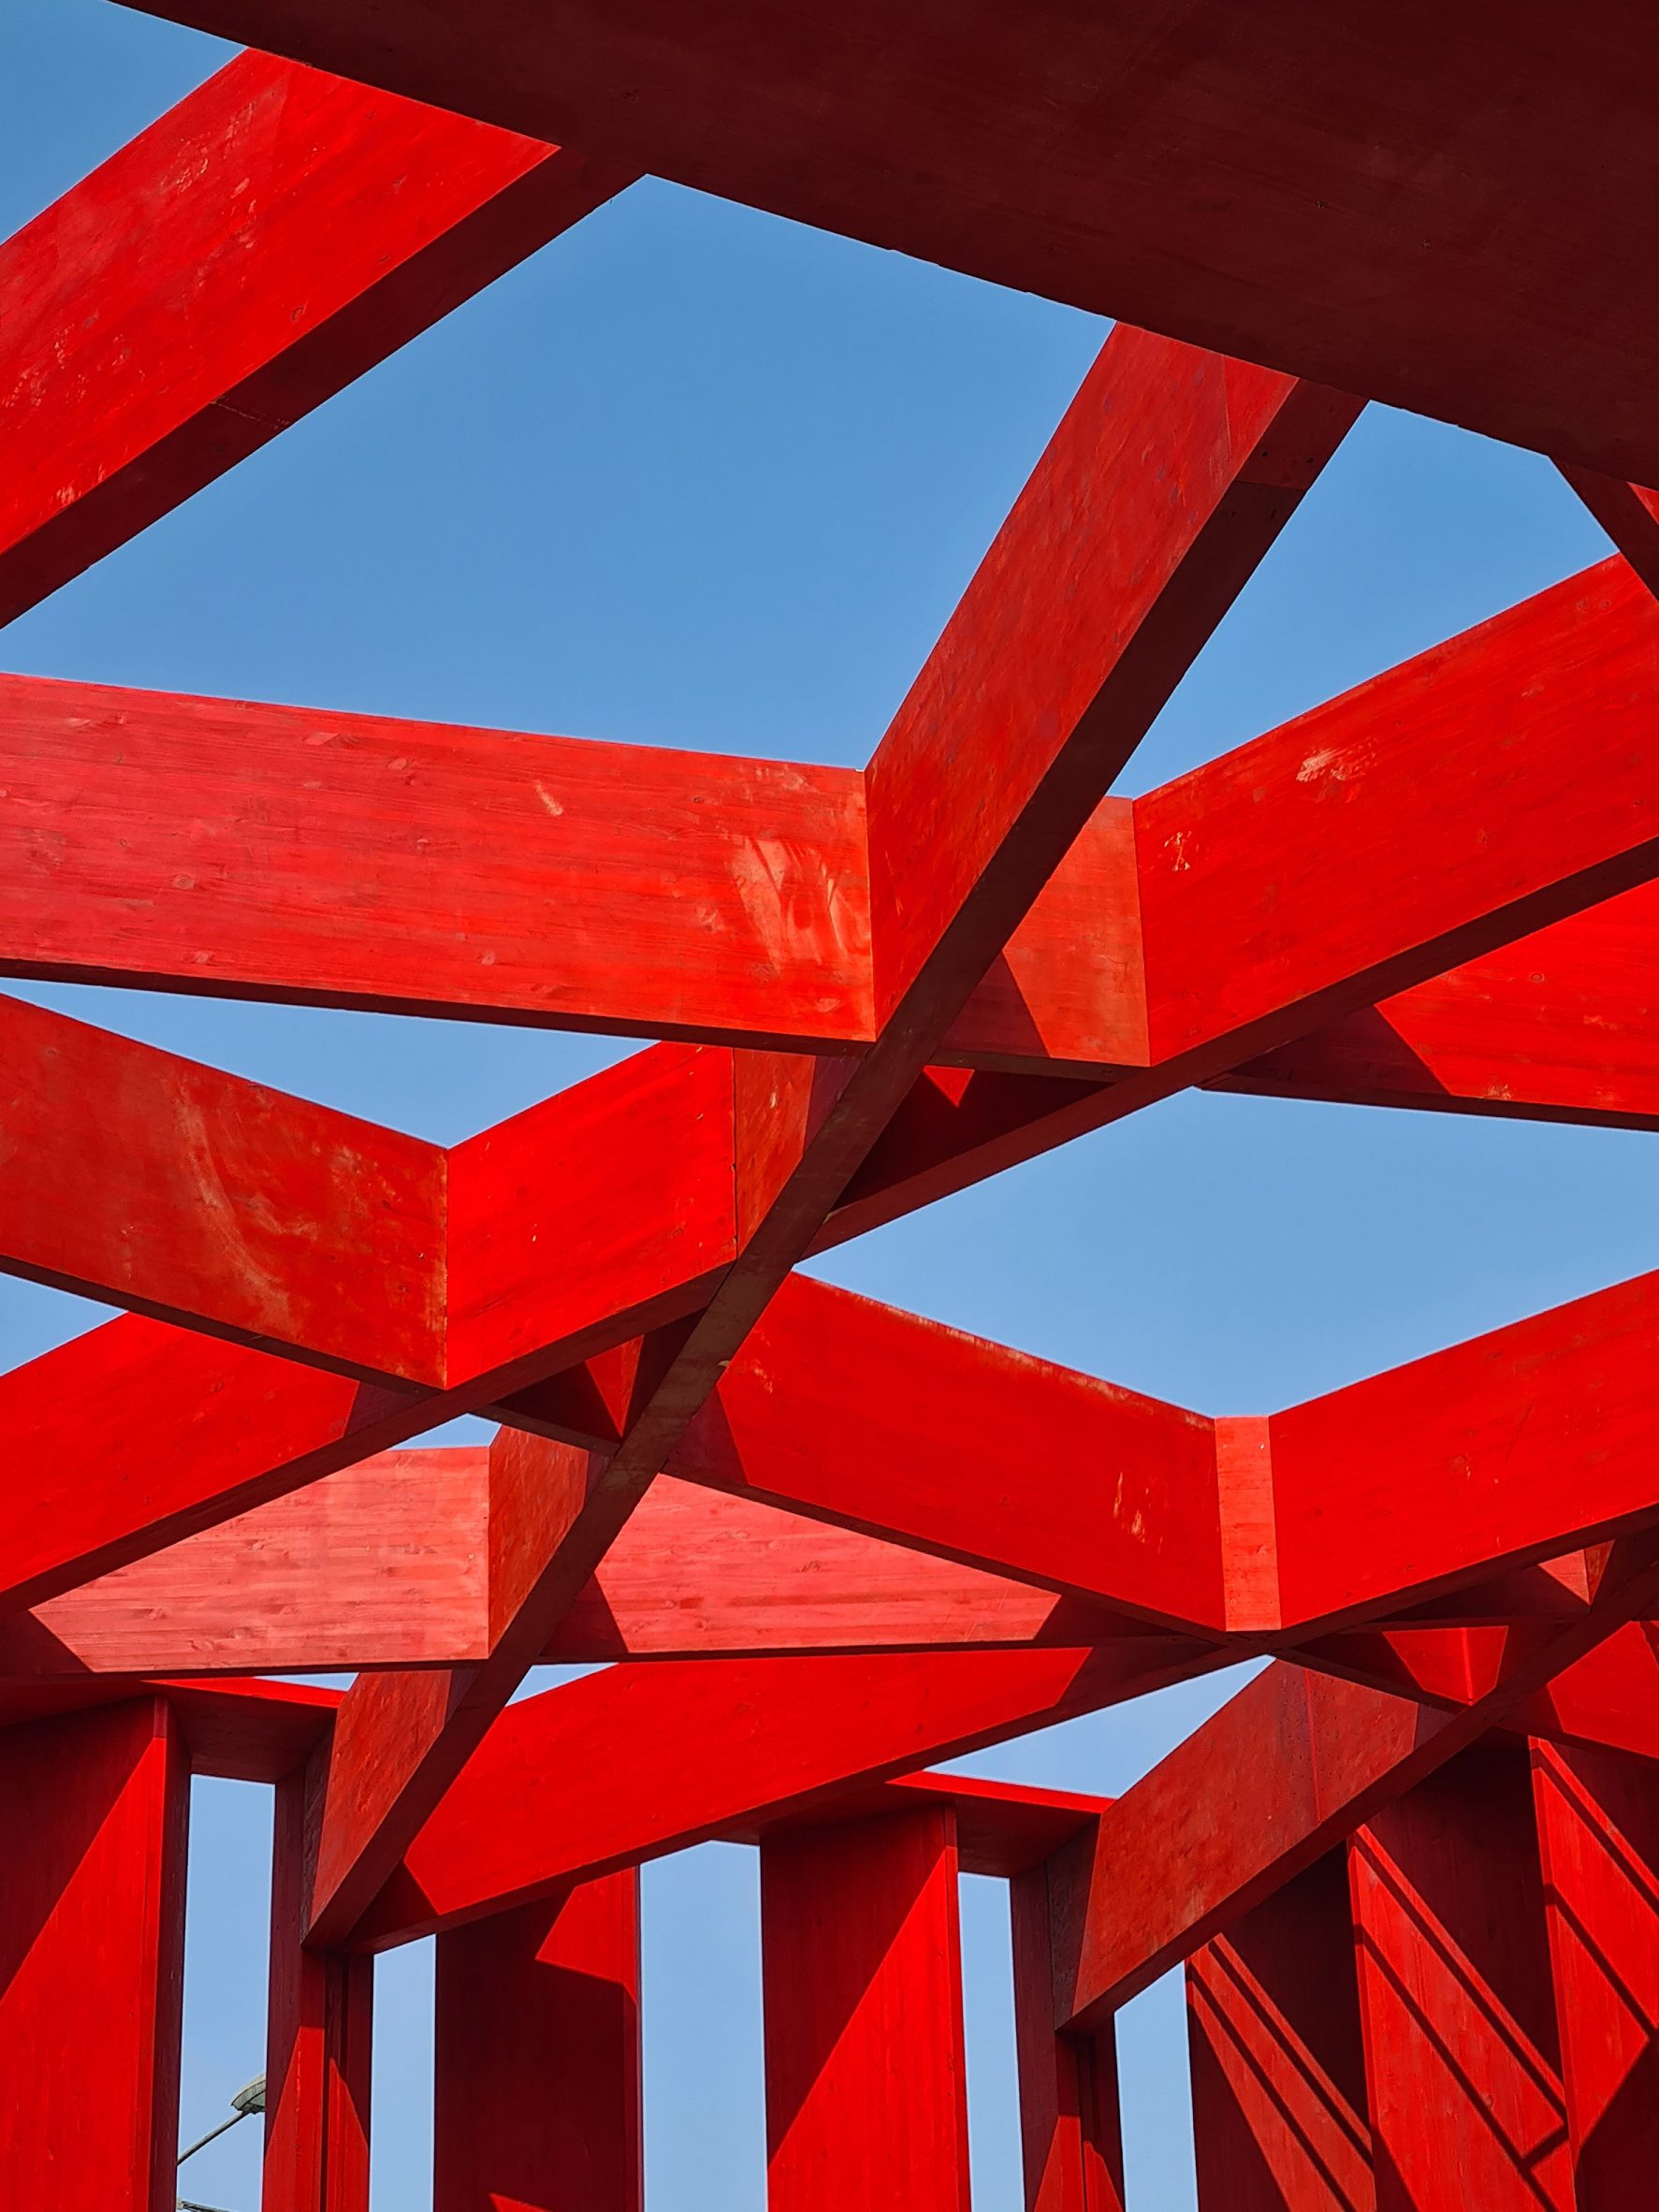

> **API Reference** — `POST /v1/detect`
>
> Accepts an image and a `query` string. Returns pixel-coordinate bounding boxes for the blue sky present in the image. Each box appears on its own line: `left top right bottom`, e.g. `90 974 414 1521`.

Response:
7 5 1652 2206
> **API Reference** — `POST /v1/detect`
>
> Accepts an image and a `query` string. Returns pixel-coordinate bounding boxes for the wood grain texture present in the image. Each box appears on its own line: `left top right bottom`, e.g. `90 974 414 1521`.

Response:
114 0 1659 483
762 1807 970 2212
863 328 1359 1032
0 51 631 621
670 1272 1225 1630
308 318 1328 1947
14 1447 491 1675
0 1697 186 2210
0 987 444 1378
435 1874 642 2212
0 1312 420 1611
1270 1265 1659 1631
1049 1666 1448 2031
5 1449 1133 1676
0 674 871 1045
1137 557 1659 1068
1217 879 1659 1135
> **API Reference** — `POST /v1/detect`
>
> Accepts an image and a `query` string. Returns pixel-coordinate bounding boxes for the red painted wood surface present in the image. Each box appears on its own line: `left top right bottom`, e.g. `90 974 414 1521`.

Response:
353 1641 1205 1947
1137 557 1659 1069
266 1773 373 2212
0 1312 420 1610
762 1807 969 2211
1186 1855 1373 2212
1049 1667 1450 2031
8 1451 1133 1676
759 1770 1110 1884
15 1447 490 1674
1056 1533 1659 2036
434 1873 642 2212
1348 1746 1572 2212
862 331 1358 1034
1532 1739 1659 2208
18 627 1659 1138
1218 879 1659 1136
118 0 1659 486
309 315 1335 1948
0 987 444 1377
0 674 871 1047
1270 1263 1659 1632
671 1271 1225 1629
1011 1866 1125 2212
0 51 631 622
0 1696 186 2208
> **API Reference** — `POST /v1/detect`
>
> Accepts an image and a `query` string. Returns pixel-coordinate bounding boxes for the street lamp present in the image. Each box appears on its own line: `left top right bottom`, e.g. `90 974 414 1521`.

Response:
176 2074 265 2211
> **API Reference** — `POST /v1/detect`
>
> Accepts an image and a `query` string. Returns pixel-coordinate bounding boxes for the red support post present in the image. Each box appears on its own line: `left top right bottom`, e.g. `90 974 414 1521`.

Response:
433 1872 643 2212
0 1695 187 2207
1532 1737 1659 2208
1011 1863 1126 2211
265 1771 374 2212
1347 1744 1572 2212
1186 1854 1373 2211
761 1805 971 2211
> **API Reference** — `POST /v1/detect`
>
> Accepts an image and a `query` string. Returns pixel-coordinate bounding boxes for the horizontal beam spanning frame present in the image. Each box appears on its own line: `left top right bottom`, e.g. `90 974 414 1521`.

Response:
7 559 1659 1128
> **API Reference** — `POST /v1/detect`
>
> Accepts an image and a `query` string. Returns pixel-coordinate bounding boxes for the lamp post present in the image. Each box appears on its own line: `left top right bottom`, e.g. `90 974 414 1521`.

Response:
176 2074 265 2212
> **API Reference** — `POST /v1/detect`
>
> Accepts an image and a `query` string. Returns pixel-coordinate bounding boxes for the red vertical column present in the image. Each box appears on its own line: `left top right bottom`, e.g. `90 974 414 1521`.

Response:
761 1805 971 2211
1011 1862 1125 2212
265 1768 373 2212
433 1870 643 2212
1348 1742 1573 2212
1533 1736 1659 2207
0 1695 188 2206
1186 1851 1374 2211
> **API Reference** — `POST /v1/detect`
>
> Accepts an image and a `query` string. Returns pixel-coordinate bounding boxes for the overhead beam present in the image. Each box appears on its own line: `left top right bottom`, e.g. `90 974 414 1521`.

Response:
0 50 631 623
307 321 1353 1944
349 1640 1213 1947
21 559 1659 1118
1050 1540 1659 2031
0 673 873 1049
1216 880 1659 1134
9 1450 1135 1677
117 0 1659 484
22 1239 1659 1685
0 989 444 1380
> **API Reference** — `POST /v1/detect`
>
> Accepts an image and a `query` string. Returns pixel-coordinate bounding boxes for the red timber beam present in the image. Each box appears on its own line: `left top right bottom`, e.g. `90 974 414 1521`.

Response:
1045 1528 1659 2039
3 1452 1137 1678
10 559 1659 1142
0 1037 736 1610
0 51 632 624
0 1696 188 2206
120 0 1659 486
434 1872 642 2212
761 1807 970 2211
301 321 1360 1943
4 548 1658 1629
348 1640 1210 1948
20 1246 1659 1683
